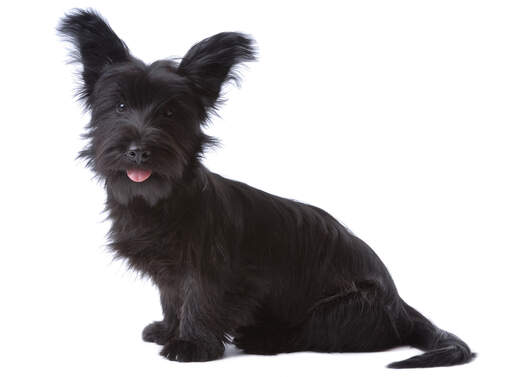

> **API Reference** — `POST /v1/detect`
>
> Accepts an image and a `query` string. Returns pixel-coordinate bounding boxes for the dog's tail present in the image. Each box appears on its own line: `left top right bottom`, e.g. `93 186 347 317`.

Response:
387 301 475 368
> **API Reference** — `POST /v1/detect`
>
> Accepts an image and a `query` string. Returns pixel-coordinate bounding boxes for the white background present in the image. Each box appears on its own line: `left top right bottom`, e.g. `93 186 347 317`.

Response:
1 1 511 376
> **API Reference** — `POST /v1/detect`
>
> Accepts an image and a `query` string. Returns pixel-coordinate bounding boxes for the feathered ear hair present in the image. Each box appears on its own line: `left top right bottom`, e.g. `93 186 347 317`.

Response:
178 32 256 115
57 9 130 105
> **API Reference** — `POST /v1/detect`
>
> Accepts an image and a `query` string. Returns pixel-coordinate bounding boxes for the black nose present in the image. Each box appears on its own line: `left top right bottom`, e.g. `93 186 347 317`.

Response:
125 148 151 164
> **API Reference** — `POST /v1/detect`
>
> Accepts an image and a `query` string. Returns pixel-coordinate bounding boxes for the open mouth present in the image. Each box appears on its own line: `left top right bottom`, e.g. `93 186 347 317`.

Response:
126 169 152 183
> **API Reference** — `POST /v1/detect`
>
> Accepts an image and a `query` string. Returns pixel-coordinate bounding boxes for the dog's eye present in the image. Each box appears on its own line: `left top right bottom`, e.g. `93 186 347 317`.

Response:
163 108 174 118
116 103 127 113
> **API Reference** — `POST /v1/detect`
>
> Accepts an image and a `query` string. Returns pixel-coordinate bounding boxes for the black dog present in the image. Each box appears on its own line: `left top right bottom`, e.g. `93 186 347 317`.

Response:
59 9 474 368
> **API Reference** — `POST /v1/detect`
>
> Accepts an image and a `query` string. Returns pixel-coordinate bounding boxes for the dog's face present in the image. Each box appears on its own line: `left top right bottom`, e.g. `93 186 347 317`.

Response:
59 9 255 205
82 59 209 206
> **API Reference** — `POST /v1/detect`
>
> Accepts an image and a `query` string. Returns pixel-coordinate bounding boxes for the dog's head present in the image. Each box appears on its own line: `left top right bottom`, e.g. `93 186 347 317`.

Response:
59 9 255 205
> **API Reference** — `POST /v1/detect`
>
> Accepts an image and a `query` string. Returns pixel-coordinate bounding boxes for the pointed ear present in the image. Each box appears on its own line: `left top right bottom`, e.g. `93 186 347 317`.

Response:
58 9 130 103
178 32 256 111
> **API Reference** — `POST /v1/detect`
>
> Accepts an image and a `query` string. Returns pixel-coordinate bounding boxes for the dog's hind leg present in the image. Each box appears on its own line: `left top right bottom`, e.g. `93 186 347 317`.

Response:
233 322 301 355
291 280 405 353
235 280 405 355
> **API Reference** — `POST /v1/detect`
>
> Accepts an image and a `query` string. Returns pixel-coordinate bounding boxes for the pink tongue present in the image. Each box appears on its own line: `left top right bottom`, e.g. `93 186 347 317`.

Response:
126 169 152 183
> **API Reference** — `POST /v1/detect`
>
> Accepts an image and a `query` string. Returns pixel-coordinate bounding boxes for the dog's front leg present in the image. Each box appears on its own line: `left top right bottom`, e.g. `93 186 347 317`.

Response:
160 277 226 362
142 285 180 345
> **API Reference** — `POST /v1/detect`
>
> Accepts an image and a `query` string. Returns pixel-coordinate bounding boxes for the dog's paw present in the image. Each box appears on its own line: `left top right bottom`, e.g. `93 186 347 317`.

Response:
160 339 224 362
233 326 284 355
142 321 172 345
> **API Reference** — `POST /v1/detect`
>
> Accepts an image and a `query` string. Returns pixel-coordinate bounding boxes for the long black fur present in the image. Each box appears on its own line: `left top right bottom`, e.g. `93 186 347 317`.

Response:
58 9 475 367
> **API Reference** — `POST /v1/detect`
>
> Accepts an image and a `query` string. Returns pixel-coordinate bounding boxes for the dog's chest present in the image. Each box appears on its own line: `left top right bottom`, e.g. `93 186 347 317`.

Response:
109 214 191 281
